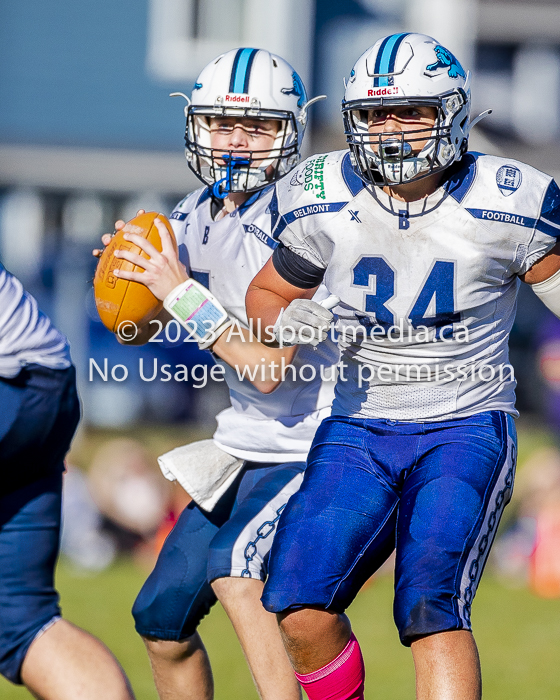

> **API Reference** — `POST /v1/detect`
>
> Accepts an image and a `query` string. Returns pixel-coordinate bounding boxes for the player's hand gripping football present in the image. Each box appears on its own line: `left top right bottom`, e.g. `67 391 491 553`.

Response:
273 295 339 347
93 210 188 301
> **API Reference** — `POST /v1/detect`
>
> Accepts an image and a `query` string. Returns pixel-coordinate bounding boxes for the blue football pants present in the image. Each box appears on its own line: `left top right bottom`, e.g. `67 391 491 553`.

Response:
262 411 516 646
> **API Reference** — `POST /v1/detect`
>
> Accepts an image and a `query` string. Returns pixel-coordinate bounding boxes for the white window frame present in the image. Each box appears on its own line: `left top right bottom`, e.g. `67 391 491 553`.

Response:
147 0 315 86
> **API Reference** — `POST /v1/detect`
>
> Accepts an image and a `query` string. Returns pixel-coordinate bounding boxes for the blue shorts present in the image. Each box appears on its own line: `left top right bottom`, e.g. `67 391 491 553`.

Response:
0 364 80 683
132 460 305 641
262 411 516 646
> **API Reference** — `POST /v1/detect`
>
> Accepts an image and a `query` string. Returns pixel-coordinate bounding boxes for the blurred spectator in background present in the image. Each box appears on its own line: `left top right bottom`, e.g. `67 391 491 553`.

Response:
536 312 560 432
88 438 171 555
62 440 191 574
61 466 117 572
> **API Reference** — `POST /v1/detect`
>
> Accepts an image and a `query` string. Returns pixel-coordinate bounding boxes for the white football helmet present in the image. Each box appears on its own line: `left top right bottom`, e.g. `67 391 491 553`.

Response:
342 33 490 186
172 49 323 198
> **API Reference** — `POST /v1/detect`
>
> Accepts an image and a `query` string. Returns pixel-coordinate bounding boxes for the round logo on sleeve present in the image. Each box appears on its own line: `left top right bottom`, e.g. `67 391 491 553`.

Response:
496 165 522 196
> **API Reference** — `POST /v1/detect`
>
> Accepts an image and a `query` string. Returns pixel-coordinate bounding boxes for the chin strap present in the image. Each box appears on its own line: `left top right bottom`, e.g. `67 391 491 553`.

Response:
212 155 251 198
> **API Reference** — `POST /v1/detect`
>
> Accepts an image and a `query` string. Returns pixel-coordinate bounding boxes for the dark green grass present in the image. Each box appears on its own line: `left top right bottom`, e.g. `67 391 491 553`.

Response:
1 560 560 699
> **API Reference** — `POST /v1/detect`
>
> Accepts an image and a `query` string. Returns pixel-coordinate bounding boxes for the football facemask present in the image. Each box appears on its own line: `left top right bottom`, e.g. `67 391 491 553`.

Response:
186 107 299 197
344 91 470 186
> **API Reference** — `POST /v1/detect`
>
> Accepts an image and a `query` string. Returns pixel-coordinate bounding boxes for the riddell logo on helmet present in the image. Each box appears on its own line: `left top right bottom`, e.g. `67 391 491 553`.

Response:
368 86 401 97
225 93 251 103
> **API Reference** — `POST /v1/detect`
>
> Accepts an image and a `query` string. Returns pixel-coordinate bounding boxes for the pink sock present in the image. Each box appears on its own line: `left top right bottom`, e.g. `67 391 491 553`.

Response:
295 633 365 700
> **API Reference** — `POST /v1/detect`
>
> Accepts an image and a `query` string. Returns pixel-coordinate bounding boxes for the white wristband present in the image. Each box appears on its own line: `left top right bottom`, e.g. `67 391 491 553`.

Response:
164 279 231 348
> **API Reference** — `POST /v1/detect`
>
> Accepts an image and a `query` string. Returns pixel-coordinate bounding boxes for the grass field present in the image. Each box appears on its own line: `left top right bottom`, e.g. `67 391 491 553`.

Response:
1 559 560 699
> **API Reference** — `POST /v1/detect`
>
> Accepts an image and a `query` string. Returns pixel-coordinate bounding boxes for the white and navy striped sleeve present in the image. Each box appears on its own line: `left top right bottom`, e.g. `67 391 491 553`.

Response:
519 179 560 274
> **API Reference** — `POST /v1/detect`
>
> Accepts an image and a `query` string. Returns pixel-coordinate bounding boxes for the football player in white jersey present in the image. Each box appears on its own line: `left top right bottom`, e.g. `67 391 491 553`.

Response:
0 266 134 698
94 49 337 700
246 33 560 700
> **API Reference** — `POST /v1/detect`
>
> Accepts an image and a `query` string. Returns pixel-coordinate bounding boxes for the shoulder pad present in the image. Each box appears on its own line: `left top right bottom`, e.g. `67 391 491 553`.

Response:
170 186 208 221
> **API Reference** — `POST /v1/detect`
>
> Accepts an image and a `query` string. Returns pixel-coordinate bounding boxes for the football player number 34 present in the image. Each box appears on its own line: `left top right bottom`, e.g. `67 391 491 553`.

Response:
353 257 460 339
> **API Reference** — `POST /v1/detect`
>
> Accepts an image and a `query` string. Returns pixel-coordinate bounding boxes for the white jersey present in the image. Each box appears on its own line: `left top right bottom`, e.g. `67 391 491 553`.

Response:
170 186 338 461
272 150 560 422
0 265 71 378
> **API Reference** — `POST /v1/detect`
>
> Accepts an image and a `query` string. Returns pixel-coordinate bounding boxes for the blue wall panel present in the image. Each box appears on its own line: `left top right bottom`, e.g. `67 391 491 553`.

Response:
0 0 186 150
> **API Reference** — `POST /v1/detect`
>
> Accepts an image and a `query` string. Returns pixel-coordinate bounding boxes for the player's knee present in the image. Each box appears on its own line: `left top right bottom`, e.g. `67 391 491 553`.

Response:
278 607 338 646
132 555 216 641
132 585 206 641
395 591 464 647
211 575 262 603
142 634 202 664
131 581 162 634
0 614 60 684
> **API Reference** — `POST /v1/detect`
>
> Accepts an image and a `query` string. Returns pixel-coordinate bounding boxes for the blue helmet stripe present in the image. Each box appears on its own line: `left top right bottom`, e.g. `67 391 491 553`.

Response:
241 49 258 93
375 33 409 87
373 35 392 87
229 48 259 94
229 49 243 93
386 33 409 74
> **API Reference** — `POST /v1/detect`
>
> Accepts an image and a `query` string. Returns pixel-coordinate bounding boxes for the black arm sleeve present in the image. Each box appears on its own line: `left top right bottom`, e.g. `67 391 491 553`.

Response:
271 243 326 289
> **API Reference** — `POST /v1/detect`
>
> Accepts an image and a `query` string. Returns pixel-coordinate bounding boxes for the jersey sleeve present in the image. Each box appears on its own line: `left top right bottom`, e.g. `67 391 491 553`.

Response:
519 179 560 274
0 265 70 377
270 152 348 271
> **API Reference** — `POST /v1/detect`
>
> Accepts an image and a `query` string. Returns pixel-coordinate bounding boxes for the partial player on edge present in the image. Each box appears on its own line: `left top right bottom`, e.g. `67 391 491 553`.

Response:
0 266 135 699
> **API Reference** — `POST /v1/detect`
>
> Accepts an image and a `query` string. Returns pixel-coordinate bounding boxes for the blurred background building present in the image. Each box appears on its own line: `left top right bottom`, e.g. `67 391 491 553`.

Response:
1 0 560 427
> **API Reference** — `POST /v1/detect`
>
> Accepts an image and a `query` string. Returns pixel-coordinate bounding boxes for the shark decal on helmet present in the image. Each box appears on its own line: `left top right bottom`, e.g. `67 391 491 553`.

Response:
281 72 307 109
425 46 466 80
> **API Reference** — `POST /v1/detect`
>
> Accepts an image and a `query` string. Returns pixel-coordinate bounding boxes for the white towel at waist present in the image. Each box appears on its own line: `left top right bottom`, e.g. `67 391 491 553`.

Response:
158 439 244 512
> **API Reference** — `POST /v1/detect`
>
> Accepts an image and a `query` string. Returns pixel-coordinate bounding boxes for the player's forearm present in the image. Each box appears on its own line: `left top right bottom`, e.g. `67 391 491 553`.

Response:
212 324 296 393
246 258 316 345
246 285 291 341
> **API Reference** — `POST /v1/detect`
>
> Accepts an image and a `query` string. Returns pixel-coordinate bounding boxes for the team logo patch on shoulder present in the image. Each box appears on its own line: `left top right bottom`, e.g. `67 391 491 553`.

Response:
170 211 188 221
496 165 522 197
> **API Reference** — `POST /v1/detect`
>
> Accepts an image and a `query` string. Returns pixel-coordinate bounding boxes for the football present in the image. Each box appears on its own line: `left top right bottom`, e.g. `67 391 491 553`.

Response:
94 211 177 333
